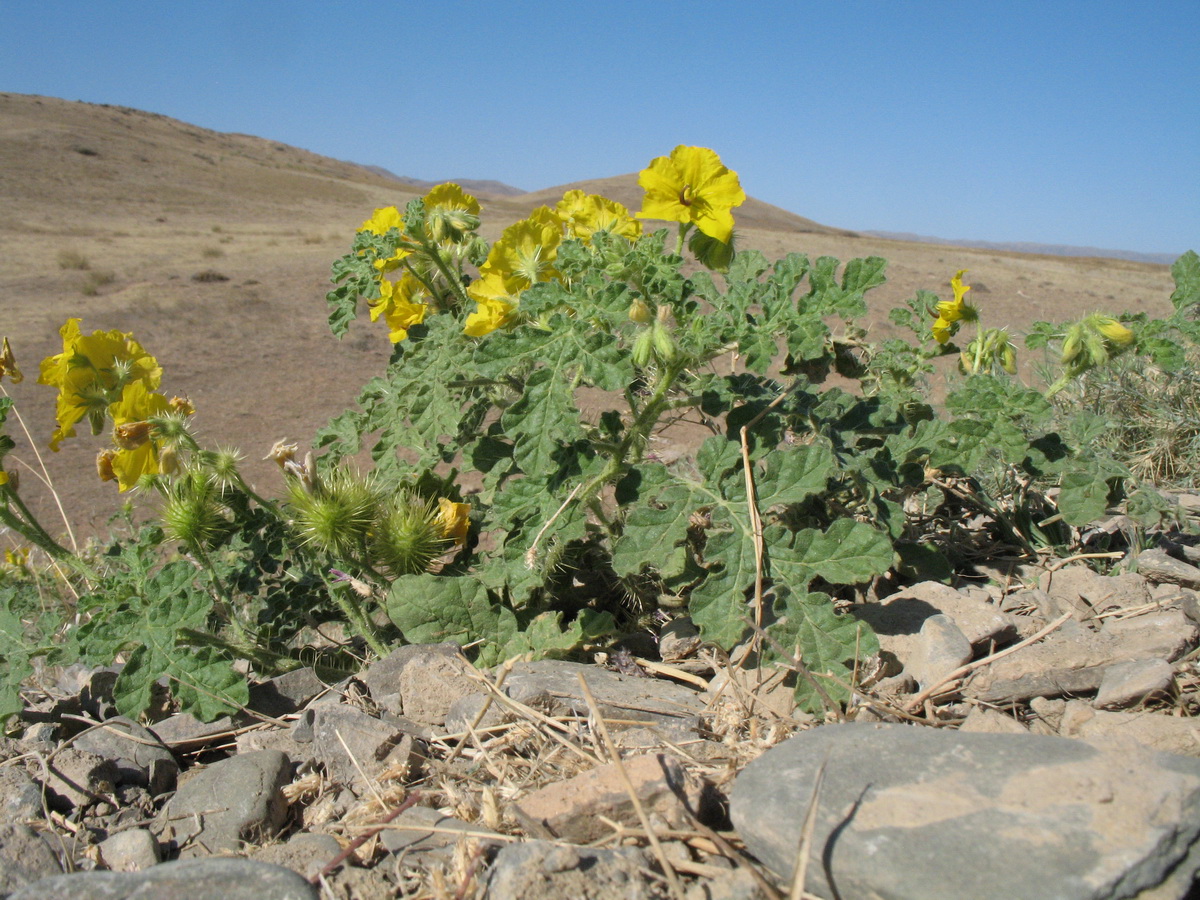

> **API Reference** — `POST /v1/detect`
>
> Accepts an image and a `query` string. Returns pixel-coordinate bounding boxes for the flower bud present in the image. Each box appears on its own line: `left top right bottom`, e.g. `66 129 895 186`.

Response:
632 329 654 367
1001 344 1017 375
1090 315 1134 346
628 298 653 325
651 321 678 363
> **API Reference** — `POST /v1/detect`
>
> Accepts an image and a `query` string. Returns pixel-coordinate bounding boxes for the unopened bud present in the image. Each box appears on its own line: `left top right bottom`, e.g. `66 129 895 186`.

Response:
628 298 653 325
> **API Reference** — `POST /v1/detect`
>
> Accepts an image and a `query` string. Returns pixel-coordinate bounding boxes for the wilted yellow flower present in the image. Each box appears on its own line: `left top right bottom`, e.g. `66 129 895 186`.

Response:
1089 314 1134 346
557 190 642 243
106 381 171 491
0 338 22 384
932 270 977 344
636 146 745 244
371 274 429 343
39 319 162 450
436 498 471 546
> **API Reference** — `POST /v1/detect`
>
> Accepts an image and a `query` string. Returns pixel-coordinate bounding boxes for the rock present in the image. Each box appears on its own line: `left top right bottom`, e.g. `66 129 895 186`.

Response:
247 668 327 718
443 692 509 736
658 616 703 661
357 642 462 718
957 706 1028 734
856 581 1020 647
309 703 427 792
8 857 319 900
71 716 178 796
0 824 63 896
498 659 707 740
41 747 118 811
512 752 713 843
156 749 292 854
1092 658 1175 709
730 722 1200 900
252 831 342 880
1039 566 1154 619
378 805 503 856
1061 701 1200 757
150 713 236 750
906 614 973 691
485 840 657 900
97 827 161 871
0 767 44 824
965 608 1198 703
1132 549 1200 590
396 650 479 727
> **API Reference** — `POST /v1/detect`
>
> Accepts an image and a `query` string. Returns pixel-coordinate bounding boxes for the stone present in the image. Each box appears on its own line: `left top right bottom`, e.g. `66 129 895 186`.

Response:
512 752 714 844
485 840 658 900
0 824 63 896
70 716 178 796
252 831 342 880
965 608 1198 703
498 659 707 740
1131 549 1200 590
1061 701 1200 757
357 642 462 717
958 706 1028 734
396 650 479 727
855 581 1020 647
149 713 236 750
0 766 44 824
8 857 319 900
658 616 703 661
1039 565 1155 619
730 722 1200 900
247 668 327 718
156 749 292 854
906 614 973 691
41 746 118 811
97 827 161 871
1093 658 1175 709
309 703 427 792
378 805 503 856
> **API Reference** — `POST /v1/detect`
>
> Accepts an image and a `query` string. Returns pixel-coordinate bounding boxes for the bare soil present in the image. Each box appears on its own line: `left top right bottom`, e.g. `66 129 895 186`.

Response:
0 91 1178 542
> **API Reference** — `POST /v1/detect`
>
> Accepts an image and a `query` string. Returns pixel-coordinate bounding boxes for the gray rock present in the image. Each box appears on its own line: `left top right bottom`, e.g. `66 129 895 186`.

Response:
1093 658 1175 709
309 703 427 792
965 608 1198 703
247 668 327 718
252 831 342 880
1132 549 1200 590
907 614 973 691
957 706 1028 734
0 767 44 824
156 750 291 854
396 649 479 727
658 616 703 661
8 857 318 900
41 746 119 811
1061 701 1200 757
1040 566 1154 619
379 805 503 856
855 581 1020 647
97 827 161 871
357 642 462 717
498 659 706 739
730 722 1200 900
485 840 659 900
71 716 178 795
149 713 236 750
0 824 63 896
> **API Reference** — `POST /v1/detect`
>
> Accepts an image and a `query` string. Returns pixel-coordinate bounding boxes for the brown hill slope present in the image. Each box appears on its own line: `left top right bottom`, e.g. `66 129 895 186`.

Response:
0 92 1177 539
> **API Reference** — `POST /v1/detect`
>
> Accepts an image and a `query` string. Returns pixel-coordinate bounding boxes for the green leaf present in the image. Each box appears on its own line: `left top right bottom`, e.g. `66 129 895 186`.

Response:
768 588 879 714
773 519 894 587
1170 250 1200 314
687 527 757 647
612 465 703 580
1057 458 1124 526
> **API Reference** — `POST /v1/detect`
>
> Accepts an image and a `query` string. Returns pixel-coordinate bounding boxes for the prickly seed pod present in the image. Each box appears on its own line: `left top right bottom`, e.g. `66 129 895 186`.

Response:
1060 325 1084 365
631 328 655 367
651 321 678 363
371 491 447 576
288 468 379 557
1001 343 1017 375
161 471 226 550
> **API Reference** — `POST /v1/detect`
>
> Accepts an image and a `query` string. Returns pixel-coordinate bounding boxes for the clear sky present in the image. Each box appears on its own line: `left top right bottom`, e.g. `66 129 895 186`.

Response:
2 1 1196 256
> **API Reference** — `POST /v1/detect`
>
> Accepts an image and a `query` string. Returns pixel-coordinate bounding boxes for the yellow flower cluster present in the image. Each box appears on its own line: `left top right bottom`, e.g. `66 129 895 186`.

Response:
932 270 977 344
38 319 191 491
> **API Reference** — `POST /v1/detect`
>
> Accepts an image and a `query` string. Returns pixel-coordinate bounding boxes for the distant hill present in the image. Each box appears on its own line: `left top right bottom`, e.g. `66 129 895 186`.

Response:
864 231 1178 266
358 165 526 198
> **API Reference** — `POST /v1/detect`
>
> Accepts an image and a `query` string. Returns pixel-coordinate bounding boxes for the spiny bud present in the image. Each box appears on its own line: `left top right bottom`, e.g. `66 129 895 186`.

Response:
651 320 678 363
1001 344 1017 375
1089 314 1134 346
632 329 654 368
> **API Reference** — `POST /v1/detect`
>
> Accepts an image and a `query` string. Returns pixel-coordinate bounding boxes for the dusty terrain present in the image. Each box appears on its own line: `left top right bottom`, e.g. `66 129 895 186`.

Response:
0 91 1179 541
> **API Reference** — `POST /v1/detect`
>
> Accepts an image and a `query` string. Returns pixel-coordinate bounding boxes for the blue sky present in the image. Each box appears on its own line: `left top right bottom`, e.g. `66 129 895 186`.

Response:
2 1 1196 255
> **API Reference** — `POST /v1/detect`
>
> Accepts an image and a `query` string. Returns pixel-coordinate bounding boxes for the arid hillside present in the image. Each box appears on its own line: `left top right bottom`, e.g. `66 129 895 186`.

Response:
0 92 1179 540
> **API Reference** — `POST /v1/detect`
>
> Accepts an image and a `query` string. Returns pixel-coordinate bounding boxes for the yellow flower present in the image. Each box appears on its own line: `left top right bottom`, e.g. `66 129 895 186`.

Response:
636 145 745 244
436 497 471 546
39 319 162 450
423 183 481 244
556 190 642 243
464 294 519 338
106 381 171 491
932 270 976 344
0 337 22 384
371 274 429 343
359 206 403 236
482 212 562 286
1090 314 1134 346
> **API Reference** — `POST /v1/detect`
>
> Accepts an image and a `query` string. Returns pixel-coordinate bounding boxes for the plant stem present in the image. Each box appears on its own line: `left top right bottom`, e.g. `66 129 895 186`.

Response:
319 569 388 658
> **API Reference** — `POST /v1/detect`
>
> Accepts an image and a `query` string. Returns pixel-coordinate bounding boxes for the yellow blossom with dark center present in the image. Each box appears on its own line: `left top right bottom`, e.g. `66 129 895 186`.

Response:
371 274 430 343
636 146 745 244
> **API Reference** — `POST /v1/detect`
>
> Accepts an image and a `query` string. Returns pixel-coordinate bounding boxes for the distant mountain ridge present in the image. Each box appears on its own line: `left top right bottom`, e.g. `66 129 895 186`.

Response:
358 165 526 198
864 231 1177 266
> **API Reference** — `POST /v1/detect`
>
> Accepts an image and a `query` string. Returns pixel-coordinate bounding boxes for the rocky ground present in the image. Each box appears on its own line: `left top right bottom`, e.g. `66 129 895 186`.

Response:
4 528 1200 900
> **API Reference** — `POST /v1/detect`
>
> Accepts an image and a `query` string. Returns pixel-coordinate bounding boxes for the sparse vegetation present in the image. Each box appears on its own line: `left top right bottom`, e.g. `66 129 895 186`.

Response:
56 249 90 270
191 269 229 282
79 269 115 295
